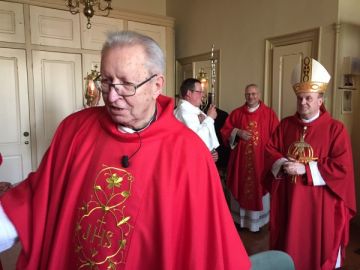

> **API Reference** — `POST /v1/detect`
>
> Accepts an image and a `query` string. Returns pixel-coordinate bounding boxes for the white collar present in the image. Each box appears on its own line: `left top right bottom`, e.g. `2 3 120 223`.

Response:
301 111 320 123
247 103 260 112
118 126 137 133
117 106 157 133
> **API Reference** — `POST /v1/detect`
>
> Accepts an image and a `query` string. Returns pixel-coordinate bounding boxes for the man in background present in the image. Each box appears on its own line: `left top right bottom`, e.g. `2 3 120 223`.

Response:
174 78 220 162
0 31 250 270
221 84 279 232
265 57 356 270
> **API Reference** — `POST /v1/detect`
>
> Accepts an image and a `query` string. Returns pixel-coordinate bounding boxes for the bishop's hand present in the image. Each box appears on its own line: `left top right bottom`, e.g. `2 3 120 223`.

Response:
282 159 306 176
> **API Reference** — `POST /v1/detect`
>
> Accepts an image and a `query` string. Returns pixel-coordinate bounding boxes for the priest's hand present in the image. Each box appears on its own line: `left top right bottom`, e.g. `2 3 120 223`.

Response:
206 104 217 120
211 149 219 162
0 181 12 196
198 113 206 123
237 129 252 141
282 160 305 175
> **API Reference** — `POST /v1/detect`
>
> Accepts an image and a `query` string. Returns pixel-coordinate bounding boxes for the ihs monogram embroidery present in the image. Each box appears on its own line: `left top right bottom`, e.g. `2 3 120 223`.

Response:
74 165 134 269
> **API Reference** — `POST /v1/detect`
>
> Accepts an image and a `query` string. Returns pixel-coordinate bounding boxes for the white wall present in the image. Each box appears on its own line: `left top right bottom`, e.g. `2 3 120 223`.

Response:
167 0 360 222
337 23 360 220
111 0 166 16
167 0 339 113
339 0 360 25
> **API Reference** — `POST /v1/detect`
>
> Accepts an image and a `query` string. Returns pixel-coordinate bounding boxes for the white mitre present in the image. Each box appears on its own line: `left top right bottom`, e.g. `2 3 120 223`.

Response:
291 57 331 94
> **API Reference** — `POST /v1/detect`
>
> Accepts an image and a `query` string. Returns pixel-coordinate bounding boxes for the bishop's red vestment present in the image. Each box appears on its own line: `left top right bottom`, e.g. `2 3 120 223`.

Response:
0 95 251 270
265 107 356 270
221 102 279 210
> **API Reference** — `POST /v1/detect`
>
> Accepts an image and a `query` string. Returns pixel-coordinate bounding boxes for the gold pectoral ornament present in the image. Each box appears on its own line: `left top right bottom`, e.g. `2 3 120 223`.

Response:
286 126 317 183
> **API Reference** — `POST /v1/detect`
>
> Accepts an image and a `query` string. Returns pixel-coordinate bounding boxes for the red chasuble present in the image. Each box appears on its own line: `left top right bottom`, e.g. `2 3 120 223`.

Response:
265 106 356 270
221 102 279 210
0 95 250 270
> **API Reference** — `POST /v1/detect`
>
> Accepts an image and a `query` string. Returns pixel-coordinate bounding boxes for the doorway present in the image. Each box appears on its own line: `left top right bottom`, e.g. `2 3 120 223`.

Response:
0 48 32 184
264 28 320 119
176 50 220 106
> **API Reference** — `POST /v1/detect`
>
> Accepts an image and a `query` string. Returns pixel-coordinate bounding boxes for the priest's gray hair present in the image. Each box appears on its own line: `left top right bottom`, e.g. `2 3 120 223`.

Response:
102 31 165 75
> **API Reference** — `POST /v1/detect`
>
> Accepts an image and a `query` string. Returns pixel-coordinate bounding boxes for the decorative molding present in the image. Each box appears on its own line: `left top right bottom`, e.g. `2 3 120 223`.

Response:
177 50 221 106
5 0 175 27
264 28 320 106
266 28 320 58
30 5 81 48
0 1 25 43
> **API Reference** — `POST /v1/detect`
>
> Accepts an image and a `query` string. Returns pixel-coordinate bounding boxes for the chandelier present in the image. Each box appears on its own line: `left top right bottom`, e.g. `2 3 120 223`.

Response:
65 0 112 29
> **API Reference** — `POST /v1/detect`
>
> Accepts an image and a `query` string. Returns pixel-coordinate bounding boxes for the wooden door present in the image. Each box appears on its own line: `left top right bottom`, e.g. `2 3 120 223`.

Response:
127 21 169 94
32 50 83 165
272 42 312 119
264 29 319 119
0 48 32 184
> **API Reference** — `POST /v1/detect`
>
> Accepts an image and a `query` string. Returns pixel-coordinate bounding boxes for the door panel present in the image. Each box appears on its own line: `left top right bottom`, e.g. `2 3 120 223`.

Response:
30 5 81 48
127 21 168 94
0 1 25 43
272 42 312 119
0 48 31 184
32 50 82 164
80 16 124 50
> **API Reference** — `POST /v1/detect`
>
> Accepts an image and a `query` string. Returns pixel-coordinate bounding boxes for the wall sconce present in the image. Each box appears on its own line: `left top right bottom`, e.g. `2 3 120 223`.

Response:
84 66 101 107
65 0 112 29
197 68 209 92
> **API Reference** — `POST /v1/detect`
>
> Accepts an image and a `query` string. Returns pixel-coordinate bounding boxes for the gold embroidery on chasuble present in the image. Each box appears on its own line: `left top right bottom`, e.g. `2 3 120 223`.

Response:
74 165 134 269
243 121 259 200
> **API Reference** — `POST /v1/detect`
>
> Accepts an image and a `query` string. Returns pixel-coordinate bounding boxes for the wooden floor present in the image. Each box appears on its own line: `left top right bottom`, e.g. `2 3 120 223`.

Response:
0 242 20 270
1 222 360 269
238 221 360 270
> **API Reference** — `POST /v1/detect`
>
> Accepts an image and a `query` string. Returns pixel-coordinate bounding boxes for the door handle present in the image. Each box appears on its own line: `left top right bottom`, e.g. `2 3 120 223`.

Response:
23 131 30 137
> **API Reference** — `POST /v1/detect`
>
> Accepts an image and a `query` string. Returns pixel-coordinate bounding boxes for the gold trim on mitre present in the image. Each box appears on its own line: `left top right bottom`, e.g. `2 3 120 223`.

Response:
291 57 331 94
293 82 328 94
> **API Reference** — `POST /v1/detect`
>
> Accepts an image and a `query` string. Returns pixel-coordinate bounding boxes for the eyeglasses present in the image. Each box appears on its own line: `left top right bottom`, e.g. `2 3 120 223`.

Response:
191 89 205 94
98 74 158 97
